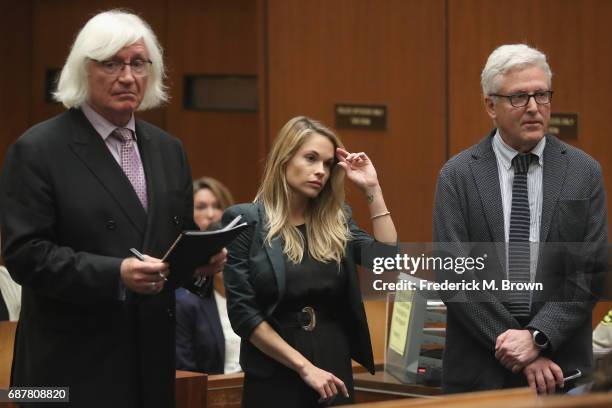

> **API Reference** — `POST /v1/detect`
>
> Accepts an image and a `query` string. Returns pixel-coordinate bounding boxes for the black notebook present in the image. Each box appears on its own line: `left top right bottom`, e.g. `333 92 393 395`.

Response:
162 215 248 285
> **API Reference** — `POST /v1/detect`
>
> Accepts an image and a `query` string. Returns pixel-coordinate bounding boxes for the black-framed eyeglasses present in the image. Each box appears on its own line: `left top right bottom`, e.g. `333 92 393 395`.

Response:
91 58 153 77
489 90 553 108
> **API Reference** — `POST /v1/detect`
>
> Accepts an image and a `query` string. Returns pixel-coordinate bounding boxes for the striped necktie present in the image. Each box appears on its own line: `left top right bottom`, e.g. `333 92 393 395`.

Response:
112 128 148 210
506 153 535 317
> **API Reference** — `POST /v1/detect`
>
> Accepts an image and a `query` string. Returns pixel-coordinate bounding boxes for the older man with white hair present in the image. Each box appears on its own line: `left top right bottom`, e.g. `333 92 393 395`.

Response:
0 10 225 407
433 44 608 394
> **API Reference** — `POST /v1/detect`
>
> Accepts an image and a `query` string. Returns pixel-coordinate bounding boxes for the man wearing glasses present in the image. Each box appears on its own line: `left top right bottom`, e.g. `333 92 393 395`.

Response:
433 44 608 394
0 10 225 407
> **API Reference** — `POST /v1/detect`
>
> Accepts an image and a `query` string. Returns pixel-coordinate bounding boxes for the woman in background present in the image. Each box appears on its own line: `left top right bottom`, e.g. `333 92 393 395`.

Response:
223 116 397 406
193 177 235 231
175 177 242 374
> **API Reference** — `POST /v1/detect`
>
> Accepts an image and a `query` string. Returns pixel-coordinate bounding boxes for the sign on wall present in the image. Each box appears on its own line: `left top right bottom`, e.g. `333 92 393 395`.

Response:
549 113 578 140
335 104 387 130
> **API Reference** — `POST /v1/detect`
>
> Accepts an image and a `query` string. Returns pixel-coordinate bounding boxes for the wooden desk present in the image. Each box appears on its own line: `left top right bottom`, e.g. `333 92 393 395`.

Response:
353 388 612 408
535 393 612 408
176 370 207 408
353 387 534 407
354 370 441 403
0 321 16 389
207 372 243 408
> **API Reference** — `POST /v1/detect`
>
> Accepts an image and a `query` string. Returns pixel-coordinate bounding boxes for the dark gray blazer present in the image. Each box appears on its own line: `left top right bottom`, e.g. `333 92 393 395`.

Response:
433 130 608 393
0 109 195 407
221 202 375 379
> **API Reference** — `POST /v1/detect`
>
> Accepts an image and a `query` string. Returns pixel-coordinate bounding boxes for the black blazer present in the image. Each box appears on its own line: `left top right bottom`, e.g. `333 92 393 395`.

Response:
221 202 376 379
433 131 609 392
0 109 195 407
175 287 225 374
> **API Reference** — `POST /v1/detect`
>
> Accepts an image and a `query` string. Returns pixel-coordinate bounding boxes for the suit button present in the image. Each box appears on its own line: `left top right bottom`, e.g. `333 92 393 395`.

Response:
167 308 174 318
106 219 116 230
173 216 180 225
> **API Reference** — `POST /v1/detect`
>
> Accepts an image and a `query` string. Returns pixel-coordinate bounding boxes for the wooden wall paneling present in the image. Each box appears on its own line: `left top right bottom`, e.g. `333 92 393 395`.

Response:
165 0 261 204
579 1 612 238
449 0 612 334
266 0 446 360
267 0 446 240
448 0 612 231
30 0 167 129
448 0 612 155
257 0 270 168
0 1 32 164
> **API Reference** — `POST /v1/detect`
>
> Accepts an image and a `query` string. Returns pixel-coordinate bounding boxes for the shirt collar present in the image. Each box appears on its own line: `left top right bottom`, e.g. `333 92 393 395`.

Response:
493 129 545 170
81 102 137 141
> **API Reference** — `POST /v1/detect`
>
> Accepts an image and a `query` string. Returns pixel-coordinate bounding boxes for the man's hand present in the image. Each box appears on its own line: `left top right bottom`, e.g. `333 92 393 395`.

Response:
120 255 169 295
193 248 228 280
495 329 539 372
523 356 563 395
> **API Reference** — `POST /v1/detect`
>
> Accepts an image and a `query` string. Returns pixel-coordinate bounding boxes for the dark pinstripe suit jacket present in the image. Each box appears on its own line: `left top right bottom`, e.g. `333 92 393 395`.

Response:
433 130 609 393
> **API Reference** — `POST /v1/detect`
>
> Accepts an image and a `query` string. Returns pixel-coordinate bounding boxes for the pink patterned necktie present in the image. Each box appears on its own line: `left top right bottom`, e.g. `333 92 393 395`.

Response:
112 128 148 210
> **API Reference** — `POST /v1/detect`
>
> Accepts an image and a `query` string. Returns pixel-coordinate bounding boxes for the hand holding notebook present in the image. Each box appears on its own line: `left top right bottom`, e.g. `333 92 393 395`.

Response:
161 215 248 286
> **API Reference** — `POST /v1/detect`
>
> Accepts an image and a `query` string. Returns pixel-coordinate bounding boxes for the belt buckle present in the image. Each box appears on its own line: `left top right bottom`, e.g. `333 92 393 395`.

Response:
301 306 316 331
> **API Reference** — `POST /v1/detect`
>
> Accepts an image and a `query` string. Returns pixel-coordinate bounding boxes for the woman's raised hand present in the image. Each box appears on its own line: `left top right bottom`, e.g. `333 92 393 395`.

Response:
336 148 379 192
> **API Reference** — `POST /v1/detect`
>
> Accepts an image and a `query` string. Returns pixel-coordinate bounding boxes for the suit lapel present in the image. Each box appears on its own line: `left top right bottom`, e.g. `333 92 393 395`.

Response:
470 133 506 271
67 109 146 234
258 203 286 312
540 135 567 242
137 121 167 250
470 134 505 243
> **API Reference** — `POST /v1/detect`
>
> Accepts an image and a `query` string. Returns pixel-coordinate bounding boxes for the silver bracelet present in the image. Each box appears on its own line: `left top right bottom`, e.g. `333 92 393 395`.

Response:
371 211 391 220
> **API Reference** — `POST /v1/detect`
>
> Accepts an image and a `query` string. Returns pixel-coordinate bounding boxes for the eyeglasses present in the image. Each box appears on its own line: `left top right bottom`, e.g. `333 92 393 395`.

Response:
92 58 153 77
489 90 553 108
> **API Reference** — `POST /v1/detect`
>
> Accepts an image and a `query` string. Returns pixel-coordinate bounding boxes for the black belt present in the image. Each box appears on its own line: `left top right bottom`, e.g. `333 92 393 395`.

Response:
276 306 318 331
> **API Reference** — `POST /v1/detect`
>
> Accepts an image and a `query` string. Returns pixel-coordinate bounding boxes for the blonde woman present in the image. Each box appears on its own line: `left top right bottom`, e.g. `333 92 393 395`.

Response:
222 116 396 406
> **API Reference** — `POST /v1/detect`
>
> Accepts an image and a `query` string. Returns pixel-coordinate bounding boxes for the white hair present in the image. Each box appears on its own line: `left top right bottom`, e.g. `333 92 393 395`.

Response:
54 9 168 110
481 44 552 96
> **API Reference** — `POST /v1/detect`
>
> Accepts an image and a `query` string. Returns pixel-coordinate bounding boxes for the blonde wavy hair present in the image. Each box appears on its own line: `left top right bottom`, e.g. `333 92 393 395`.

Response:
255 116 350 264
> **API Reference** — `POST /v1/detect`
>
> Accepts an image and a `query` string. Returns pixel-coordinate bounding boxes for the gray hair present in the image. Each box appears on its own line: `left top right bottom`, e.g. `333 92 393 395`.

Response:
54 9 168 110
481 44 552 96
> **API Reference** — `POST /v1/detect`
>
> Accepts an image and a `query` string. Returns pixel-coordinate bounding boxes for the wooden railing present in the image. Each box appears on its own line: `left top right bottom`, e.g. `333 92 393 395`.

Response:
0 321 16 389
352 387 612 408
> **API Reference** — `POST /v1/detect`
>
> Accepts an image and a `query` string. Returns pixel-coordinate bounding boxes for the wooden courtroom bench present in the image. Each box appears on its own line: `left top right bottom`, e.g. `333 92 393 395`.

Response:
0 321 17 389
176 370 207 408
207 372 243 408
175 370 244 408
0 320 17 408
